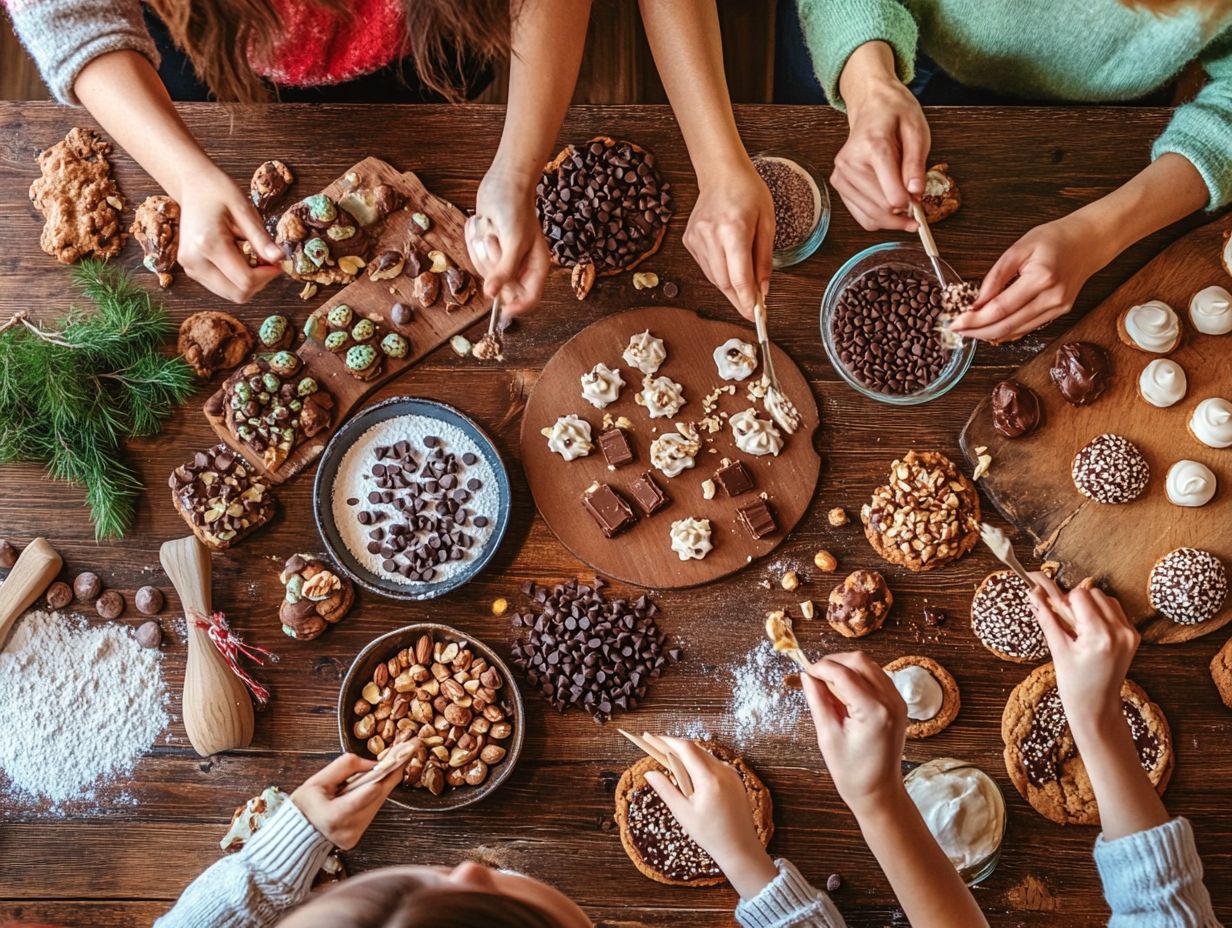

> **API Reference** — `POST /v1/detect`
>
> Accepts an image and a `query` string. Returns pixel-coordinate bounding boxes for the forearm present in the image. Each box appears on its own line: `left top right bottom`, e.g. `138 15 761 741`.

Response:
838 41 900 110
1071 709 1170 841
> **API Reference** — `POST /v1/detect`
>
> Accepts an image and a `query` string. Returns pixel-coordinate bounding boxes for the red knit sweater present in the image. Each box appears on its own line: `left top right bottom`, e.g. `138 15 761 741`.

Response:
258 0 405 86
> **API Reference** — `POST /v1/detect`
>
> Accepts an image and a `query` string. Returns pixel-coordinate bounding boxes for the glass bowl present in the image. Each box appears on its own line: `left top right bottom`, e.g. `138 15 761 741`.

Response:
820 242 976 405
752 150 831 268
904 758 1007 887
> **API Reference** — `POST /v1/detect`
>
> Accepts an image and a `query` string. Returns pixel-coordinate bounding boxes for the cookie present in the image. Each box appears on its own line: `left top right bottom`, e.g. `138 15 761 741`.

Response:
1148 547 1228 625
1002 663 1172 825
615 744 772 887
179 311 254 378
1071 434 1149 504
250 160 294 214
971 570 1049 664
883 655 960 738
1049 341 1110 406
130 194 180 288
1116 300 1180 354
921 162 961 224
827 569 893 637
275 191 381 285
861 450 980 571
1211 637 1232 709
278 554 353 640
168 444 276 550
28 127 125 264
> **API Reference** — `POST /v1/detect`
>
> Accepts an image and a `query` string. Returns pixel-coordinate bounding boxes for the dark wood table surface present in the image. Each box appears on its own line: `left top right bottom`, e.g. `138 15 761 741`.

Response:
1 103 1228 928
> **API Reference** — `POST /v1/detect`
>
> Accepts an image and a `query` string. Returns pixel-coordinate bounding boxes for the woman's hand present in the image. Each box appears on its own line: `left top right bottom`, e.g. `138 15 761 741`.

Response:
467 165 550 316
290 753 401 850
802 651 908 817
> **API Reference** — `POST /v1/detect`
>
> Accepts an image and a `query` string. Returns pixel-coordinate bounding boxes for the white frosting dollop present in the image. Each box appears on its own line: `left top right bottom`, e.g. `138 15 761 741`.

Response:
1189 285 1232 336
1166 460 1217 507
1122 300 1179 353
730 408 783 457
649 428 700 478
887 665 943 721
543 414 592 461
713 338 758 382
905 758 1004 873
669 517 713 561
1190 397 1232 448
764 388 801 435
579 362 625 409
1138 358 1187 408
622 330 667 375
638 375 686 419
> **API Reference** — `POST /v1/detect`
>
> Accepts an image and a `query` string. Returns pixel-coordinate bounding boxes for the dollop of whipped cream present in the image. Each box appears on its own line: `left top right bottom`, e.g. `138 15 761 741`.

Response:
638 375 686 419
764 387 801 435
649 426 700 478
1190 397 1232 448
730 408 783 457
622 330 667 375
887 665 943 721
1138 358 1187 408
579 362 625 409
713 338 758 382
905 758 1005 872
1189 285 1232 336
669 517 712 561
542 414 593 461
1122 300 1179 353
1166 460 1217 508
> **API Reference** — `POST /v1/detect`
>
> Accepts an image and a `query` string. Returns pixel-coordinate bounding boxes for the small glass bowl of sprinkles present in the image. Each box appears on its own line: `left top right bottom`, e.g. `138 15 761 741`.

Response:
752 150 830 268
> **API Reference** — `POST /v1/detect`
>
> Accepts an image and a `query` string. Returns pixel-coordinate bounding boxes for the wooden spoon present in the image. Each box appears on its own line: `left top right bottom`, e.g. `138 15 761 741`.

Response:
0 538 63 650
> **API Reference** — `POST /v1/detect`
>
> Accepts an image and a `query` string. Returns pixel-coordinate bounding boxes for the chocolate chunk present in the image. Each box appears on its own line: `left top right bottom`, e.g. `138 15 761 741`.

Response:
736 499 777 539
992 379 1041 438
73 571 102 602
1049 341 1110 406
713 459 754 497
95 590 125 620
390 302 414 327
629 471 669 516
135 585 164 615
582 483 636 538
598 427 634 467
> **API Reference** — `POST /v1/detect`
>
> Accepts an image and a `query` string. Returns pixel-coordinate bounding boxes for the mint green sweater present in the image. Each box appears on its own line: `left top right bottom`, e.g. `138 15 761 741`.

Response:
797 0 1232 209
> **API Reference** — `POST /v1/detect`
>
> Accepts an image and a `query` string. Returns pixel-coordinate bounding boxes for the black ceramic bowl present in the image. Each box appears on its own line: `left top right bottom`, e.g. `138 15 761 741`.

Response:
338 622 526 812
313 396 511 601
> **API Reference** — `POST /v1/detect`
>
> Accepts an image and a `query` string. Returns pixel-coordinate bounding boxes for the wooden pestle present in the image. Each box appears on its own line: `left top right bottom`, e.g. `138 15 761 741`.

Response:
0 538 63 650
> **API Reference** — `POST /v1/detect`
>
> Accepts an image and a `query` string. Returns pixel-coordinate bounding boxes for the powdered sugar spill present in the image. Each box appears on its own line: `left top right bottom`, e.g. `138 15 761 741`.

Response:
728 642 807 746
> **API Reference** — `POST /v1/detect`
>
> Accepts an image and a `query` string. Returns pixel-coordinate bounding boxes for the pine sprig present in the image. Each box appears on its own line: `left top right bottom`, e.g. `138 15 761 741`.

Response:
0 259 196 539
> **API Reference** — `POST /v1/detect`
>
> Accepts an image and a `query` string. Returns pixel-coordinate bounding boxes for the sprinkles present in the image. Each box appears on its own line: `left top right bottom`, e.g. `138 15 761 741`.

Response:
1149 547 1228 624
1071 433 1150 504
971 571 1049 662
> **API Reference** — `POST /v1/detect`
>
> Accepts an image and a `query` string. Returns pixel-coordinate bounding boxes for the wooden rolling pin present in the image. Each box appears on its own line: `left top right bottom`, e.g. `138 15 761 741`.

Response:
160 536 254 756
0 538 63 650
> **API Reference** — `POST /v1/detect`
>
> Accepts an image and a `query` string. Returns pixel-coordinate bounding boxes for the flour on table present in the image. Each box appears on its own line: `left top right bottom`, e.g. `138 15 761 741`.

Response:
727 641 807 747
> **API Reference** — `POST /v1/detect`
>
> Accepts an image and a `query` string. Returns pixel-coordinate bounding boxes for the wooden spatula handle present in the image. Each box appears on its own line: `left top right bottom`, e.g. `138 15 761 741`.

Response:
0 538 63 650
159 536 254 757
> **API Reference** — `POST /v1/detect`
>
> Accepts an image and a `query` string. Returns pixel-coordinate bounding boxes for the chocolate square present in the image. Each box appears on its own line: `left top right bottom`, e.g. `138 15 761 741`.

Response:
736 498 776 539
629 471 669 516
582 483 636 538
598 427 634 467
714 459 754 497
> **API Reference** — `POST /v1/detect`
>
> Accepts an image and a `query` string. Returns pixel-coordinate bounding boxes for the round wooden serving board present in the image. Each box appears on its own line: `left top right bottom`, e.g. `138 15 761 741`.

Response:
520 306 821 589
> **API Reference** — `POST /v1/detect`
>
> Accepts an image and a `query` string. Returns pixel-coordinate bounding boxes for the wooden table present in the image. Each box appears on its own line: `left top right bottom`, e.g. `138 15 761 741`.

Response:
0 103 1227 928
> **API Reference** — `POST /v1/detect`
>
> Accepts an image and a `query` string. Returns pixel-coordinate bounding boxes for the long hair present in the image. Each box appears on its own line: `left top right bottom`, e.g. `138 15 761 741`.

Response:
281 881 567 928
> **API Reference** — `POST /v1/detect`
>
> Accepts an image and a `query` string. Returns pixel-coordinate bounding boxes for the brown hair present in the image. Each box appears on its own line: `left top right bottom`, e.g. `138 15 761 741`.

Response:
145 0 517 103
280 880 568 928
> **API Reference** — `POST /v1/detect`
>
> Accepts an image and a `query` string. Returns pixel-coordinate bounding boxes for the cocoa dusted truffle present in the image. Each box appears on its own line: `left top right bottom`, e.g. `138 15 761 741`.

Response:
1049 342 1110 406
991 380 1042 438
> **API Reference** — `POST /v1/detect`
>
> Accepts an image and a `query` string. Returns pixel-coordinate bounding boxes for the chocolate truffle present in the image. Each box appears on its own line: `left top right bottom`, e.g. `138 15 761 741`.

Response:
135 585 164 615
45 581 72 610
73 571 102 602
135 620 163 649
95 590 125 620
991 380 1042 438
1049 341 1110 406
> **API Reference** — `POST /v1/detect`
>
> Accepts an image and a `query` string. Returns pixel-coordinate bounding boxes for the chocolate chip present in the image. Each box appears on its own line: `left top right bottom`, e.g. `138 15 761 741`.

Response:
135 586 164 615
73 571 102 602
46 581 72 610
95 590 125 620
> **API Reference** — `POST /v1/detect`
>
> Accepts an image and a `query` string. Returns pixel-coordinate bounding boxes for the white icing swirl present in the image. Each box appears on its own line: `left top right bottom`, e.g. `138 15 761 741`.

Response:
639 375 686 419
730 408 783 457
712 338 758 382
1166 460 1217 508
1138 359 1187 408
669 517 712 561
649 428 700 478
1190 397 1232 448
579 362 625 409
1189 285 1232 336
543 414 592 461
887 665 943 721
622 330 667 375
1122 300 1179 353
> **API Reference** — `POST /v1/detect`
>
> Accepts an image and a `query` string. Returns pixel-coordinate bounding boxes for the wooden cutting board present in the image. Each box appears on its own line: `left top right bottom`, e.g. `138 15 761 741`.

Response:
204 157 487 484
520 306 822 589
960 217 1232 644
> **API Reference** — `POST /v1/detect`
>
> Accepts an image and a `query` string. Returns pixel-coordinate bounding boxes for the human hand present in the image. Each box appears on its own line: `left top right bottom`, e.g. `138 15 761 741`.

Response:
801 652 907 817
176 167 283 302
683 158 775 320
467 164 550 316
290 753 401 849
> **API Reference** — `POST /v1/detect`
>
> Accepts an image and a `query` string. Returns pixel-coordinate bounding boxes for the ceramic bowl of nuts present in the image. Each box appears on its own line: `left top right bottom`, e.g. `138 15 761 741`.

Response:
338 623 525 811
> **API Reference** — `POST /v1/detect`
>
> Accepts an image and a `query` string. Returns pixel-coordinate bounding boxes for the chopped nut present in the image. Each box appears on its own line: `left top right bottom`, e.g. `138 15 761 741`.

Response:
571 260 596 300
491 597 509 617
105 195 123 210
411 212 431 231
780 570 800 592
450 335 472 356
427 250 448 273
799 600 815 620
972 451 993 481
827 507 849 527
632 271 660 291
298 281 318 301
813 550 838 572
701 479 716 500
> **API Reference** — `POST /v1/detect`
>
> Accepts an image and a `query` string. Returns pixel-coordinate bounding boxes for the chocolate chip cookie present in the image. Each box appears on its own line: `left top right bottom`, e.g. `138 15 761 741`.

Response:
971 570 1050 664
1211 636 1232 709
178 311 254 378
827 569 893 637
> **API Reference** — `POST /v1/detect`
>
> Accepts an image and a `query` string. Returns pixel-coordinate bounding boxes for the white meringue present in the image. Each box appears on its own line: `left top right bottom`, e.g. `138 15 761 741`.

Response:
543 414 592 461
1121 300 1179 353
622 330 667 375
579 362 625 409
649 428 700 478
1138 359 1187 408
669 517 713 561
730 408 783 457
1165 460 1217 507
713 338 758 382
1189 285 1232 336
1190 397 1232 448
887 665 943 721
638 375 686 419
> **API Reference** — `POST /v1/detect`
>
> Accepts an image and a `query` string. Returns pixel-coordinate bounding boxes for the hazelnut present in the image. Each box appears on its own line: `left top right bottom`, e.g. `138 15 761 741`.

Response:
134 620 162 649
491 597 509 617
780 570 800 592
813 550 838 572
45 581 72 610
827 507 849 527
73 571 102 602
134 585 164 615
0 539 18 568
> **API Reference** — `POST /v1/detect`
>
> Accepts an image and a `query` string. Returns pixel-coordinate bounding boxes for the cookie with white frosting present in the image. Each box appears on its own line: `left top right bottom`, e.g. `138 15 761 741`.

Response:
1149 547 1228 625
1189 397 1232 448
730 408 783 457
1117 299 1180 354
650 427 700 478
622 330 667 375
542 414 593 461
883 655 960 739
580 363 625 409
1138 358 1187 408
1165 460 1217 508
712 338 758 382
638 375 686 419
1189 285 1232 336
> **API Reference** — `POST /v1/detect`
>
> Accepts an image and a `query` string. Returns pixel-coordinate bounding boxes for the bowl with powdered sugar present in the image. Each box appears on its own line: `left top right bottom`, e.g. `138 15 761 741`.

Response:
313 396 511 600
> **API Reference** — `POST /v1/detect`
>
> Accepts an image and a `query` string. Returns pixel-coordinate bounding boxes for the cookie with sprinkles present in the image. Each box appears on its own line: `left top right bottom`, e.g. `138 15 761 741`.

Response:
1148 547 1228 625
615 743 773 887
1002 662 1172 825
1071 433 1150 504
971 570 1050 664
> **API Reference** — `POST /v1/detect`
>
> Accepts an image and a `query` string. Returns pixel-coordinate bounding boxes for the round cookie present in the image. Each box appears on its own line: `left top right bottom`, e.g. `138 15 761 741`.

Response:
971 570 1049 664
827 569 893 638
1002 663 1172 825
883 655 960 738
1148 547 1228 625
1210 637 1232 709
615 743 772 887
1071 434 1149 504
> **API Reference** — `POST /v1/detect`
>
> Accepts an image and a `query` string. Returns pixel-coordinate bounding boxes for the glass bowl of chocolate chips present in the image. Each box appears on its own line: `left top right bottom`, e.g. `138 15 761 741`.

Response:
821 242 976 405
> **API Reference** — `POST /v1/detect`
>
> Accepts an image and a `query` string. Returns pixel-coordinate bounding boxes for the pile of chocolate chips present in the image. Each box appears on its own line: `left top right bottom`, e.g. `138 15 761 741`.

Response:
536 138 672 271
510 577 681 722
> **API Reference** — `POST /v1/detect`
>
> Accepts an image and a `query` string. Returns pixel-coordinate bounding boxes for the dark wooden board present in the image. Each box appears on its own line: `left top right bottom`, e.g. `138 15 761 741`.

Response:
520 306 821 588
961 217 1232 644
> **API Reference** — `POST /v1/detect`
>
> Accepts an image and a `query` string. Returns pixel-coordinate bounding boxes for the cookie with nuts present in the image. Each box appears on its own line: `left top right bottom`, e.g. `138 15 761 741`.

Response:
168 444 276 550
827 569 893 637
278 554 353 640
130 194 180 288
178 311 254 378
921 163 961 224
29 127 126 264
275 192 373 285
